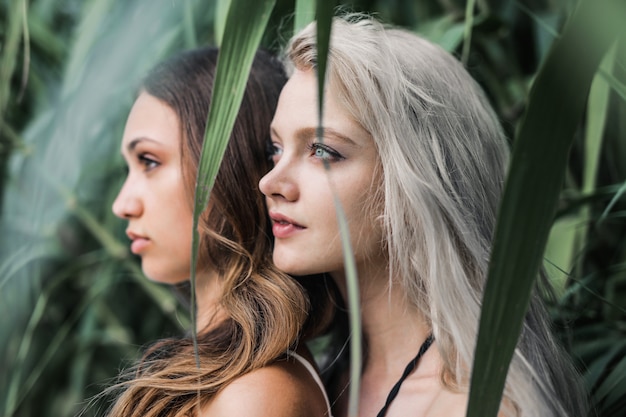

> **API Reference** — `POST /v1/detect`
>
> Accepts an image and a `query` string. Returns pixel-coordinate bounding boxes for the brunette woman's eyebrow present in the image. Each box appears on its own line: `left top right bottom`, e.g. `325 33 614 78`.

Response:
126 137 160 152
269 127 281 140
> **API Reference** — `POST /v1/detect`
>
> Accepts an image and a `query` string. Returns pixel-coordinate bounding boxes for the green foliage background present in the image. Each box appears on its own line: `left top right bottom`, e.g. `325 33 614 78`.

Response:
0 0 624 416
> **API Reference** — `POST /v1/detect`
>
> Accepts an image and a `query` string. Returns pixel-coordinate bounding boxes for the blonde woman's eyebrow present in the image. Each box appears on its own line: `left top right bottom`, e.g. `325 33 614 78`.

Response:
296 126 358 147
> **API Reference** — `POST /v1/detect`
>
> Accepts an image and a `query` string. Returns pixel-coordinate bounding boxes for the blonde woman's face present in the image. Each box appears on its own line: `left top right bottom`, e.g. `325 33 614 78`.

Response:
259 69 384 279
112 92 193 284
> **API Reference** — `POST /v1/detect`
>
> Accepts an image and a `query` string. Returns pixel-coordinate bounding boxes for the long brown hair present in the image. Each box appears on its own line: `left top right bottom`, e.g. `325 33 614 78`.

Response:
105 47 335 417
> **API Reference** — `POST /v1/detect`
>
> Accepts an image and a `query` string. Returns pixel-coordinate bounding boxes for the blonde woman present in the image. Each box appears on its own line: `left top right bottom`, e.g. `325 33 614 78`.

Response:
260 16 587 417
107 47 335 417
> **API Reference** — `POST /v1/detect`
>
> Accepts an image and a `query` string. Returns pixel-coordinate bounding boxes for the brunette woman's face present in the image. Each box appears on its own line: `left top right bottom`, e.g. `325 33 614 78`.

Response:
259 69 384 279
112 92 193 284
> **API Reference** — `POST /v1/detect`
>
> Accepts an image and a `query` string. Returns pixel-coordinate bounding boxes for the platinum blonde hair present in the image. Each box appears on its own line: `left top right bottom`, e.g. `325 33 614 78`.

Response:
287 16 586 417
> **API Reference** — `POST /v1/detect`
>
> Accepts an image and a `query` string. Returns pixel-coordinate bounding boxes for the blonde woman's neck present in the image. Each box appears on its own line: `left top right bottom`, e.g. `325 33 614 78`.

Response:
361 277 431 374
333 264 432 373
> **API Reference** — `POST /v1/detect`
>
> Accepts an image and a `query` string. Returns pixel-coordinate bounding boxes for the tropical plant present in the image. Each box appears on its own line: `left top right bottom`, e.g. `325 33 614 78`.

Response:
1 1 624 417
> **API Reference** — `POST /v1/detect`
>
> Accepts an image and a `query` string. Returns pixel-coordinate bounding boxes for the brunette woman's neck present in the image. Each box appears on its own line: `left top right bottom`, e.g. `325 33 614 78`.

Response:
194 270 227 332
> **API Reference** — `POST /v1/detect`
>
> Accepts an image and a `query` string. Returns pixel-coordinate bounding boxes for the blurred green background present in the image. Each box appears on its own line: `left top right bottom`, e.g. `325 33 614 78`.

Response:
1 0 624 416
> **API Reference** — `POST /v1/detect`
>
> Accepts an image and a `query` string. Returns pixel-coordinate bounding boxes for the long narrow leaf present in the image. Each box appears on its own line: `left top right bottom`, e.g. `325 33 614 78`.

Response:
466 1 625 416
313 4 363 417
182 0 198 48
461 0 477 65
329 190 361 417
4 251 110 416
569 45 618 286
189 0 276 361
593 355 626 406
584 46 615 195
17 0 30 102
214 0 232 47
600 67 626 102
60 0 117 99
600 180 626 223
0 0 24 120
294 0 316 34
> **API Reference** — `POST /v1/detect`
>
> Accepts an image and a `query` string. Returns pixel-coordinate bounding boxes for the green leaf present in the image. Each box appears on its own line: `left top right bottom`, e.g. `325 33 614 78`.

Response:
600 67 626 103
466 1 625 416
60 0 118 99
417 15 465 52
545 46 617 295
314 1 333 113
584 342 626 392
312 4 363 417
585 45 616 195
294 0 316 35
4 252 110 416
543 215 580 295
183 0 198 48
562 44 619 294
0 0 25 121
593 354 626 407
189 0 276 360
599 180 626 223
214 0 231 47
461 0 477 65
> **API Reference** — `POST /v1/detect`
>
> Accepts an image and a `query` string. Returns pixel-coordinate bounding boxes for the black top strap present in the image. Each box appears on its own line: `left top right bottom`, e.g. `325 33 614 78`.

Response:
376 334 434 417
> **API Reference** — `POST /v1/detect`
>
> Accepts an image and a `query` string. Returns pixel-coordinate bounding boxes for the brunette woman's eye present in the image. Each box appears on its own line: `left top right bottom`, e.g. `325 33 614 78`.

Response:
266 142 283 161
308 142 345 162
138 153 160 171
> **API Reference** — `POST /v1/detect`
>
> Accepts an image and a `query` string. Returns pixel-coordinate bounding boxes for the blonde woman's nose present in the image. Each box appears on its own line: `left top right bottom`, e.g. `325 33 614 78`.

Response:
259 164 299 203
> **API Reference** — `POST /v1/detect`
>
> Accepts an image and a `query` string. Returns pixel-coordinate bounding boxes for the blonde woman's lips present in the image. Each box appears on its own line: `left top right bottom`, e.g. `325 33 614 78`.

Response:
269 212 305 238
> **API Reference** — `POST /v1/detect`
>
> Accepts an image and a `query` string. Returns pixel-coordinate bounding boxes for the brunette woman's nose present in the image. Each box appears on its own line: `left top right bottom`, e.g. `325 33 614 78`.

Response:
112 183 143 219
259 165 299 202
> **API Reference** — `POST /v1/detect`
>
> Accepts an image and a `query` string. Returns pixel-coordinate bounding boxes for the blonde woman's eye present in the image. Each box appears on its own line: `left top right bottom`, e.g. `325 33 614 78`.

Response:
308 143 344 162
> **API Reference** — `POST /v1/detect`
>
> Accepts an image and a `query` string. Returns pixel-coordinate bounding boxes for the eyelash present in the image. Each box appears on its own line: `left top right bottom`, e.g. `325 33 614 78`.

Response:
265 141 345 163
307 142 345 162
266 141 282 161
138 153 159 171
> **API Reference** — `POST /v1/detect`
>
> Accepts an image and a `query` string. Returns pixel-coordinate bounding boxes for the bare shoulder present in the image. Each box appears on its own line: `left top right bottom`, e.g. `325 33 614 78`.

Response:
199 360 328 417
422 388 468 417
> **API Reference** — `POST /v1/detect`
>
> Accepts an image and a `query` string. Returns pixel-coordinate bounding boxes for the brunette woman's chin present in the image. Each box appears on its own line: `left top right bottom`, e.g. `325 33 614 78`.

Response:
139 259 192 286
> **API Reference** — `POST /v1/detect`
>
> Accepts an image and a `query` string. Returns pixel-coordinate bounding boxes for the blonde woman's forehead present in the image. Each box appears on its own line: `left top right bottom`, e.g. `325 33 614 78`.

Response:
274 69 372 148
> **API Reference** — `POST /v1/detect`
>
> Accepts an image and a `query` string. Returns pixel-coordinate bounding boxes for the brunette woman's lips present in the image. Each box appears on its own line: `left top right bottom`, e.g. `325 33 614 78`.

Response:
269 212 305 238
130 238 150 254
127 231 150 254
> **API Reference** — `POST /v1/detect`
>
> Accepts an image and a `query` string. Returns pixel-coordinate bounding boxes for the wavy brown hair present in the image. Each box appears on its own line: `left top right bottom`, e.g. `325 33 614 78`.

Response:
104 47 335 417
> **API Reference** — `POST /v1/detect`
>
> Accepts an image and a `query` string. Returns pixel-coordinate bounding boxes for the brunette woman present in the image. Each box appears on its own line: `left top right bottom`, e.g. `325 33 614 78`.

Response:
108 47 334 417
